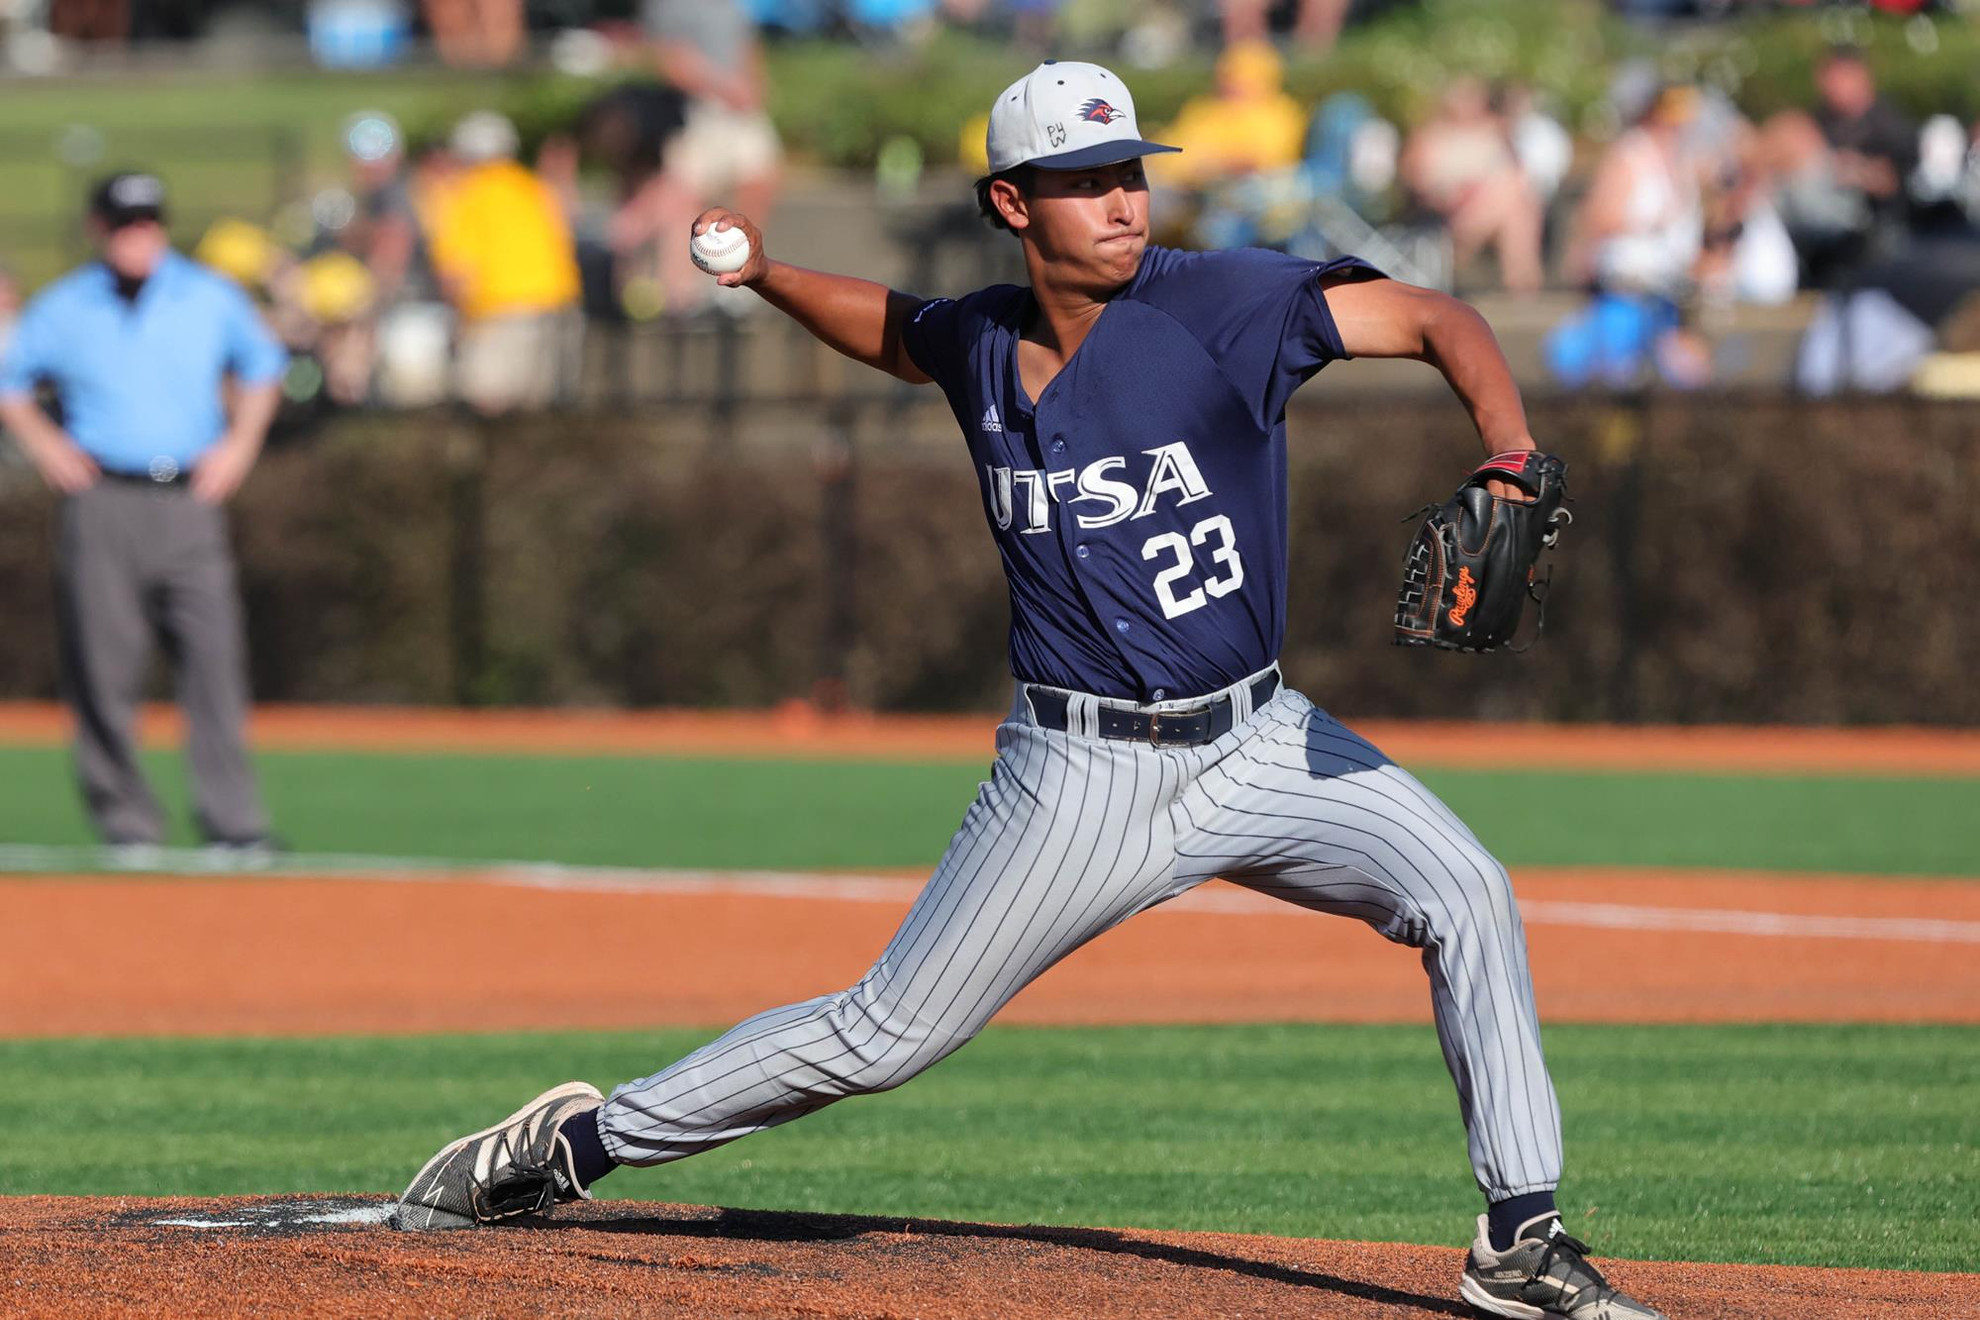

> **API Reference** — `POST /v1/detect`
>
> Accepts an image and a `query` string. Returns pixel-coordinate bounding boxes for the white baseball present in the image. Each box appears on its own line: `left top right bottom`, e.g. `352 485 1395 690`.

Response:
690 224 751 276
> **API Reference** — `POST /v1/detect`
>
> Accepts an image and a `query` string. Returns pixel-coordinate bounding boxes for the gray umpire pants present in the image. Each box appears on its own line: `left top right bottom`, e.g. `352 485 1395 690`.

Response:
598 674 1563 1203
56 480 269 845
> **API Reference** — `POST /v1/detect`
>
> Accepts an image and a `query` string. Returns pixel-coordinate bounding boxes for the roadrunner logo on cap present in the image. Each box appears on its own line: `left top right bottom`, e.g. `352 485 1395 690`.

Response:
985 61 1180 173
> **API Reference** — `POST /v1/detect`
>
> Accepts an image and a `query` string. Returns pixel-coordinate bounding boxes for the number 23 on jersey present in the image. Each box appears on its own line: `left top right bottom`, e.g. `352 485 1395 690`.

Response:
1142 514 1244 619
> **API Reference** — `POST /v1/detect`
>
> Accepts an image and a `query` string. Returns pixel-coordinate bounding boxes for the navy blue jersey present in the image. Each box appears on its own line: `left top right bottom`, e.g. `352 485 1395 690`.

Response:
904 245 1380 702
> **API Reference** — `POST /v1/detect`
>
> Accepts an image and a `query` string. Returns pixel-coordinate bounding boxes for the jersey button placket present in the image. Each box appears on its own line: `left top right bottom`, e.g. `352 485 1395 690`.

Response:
1036 390 1138 687
1051 427 1096 572
1051 404 1141 681
1061 425 1089 561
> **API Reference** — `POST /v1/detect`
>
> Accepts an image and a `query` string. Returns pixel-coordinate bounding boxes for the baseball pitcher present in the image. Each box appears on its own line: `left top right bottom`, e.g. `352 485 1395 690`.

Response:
393 61 1658 1320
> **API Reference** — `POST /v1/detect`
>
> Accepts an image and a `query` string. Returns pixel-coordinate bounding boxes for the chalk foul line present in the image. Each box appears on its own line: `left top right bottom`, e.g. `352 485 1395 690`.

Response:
1 844 1975 945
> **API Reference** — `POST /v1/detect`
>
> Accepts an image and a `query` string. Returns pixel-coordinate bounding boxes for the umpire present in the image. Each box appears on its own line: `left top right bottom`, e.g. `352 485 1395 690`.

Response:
0 173 286 854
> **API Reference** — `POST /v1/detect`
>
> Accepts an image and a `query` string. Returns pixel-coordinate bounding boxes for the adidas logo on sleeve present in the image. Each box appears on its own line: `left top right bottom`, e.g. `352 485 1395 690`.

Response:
981 405 1004 434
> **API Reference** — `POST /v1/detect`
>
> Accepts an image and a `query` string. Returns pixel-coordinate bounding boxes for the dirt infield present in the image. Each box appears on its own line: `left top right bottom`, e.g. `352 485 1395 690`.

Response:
4 1195 1972 1318
4 867 1975 1037
2 701 1979 773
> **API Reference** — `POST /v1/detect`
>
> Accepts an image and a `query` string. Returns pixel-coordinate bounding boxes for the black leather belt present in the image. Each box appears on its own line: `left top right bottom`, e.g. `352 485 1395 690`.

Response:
99 467 190 488
1026 670 1280 747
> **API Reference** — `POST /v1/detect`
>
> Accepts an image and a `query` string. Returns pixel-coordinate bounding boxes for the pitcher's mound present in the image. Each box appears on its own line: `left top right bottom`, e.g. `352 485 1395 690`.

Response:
3 1195 1971 1317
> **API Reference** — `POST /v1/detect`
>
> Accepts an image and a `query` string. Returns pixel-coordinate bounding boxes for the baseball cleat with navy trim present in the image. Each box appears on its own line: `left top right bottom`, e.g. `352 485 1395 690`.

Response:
391 1081 603 1231
1460 1213 1666 1319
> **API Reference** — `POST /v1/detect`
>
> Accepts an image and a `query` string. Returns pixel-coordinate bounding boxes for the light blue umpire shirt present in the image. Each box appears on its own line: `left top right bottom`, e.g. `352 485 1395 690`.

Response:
0 250 288 476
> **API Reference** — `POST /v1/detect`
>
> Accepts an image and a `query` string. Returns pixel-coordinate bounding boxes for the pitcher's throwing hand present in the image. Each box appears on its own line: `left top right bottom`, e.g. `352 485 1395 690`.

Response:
689 210 767 288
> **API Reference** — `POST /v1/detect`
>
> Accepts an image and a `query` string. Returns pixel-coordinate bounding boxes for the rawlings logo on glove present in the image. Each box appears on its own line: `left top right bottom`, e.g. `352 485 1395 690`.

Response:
1395 450 1570 653
1447 567 1479 627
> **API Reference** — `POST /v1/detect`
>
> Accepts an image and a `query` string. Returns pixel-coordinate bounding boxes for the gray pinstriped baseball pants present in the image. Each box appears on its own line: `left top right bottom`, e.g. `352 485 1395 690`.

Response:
598 674 1563 1201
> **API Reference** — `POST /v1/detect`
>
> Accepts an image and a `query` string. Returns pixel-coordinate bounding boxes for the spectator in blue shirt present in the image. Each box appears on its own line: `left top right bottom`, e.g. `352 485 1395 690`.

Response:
0 172 287 857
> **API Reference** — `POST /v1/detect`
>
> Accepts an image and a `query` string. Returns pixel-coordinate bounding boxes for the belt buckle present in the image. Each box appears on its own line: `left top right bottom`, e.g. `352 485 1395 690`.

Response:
1147 703 1209 747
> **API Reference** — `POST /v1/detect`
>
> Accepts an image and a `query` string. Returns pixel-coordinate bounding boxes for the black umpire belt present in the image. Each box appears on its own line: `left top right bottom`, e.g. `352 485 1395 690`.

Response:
99 465 191 488
1026 670 1280 747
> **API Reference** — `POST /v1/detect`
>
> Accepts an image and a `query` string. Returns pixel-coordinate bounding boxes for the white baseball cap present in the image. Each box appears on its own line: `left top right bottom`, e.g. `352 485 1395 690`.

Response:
986 60 1180 173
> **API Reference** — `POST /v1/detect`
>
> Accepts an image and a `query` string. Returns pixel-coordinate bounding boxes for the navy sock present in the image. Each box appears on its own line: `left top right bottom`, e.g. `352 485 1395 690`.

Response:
1487 1190 1558 1251
558 1108 617 1191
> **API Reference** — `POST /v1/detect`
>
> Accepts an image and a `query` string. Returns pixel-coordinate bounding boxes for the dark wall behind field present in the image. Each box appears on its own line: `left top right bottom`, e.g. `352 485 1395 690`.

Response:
1 390 1974 723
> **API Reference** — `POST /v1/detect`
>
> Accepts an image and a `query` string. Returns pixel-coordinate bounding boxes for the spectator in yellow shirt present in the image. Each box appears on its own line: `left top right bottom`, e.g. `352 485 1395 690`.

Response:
427 112 583 413
1154 42 1308 190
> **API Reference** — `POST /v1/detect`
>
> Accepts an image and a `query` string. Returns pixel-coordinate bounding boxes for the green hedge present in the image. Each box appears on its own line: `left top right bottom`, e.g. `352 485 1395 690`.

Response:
2 390 1975 722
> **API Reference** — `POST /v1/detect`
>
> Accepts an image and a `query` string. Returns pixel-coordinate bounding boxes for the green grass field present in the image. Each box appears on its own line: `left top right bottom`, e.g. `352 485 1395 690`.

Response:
0 745 1973 874
3 741 1976 1273
3 1024 1975 1270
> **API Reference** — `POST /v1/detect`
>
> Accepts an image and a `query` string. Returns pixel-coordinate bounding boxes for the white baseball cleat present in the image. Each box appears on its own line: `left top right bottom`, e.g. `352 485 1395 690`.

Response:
391 1081 603 1231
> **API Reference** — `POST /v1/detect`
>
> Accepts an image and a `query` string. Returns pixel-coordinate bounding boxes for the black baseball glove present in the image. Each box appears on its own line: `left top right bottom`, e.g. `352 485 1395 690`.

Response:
1395 450 1570 652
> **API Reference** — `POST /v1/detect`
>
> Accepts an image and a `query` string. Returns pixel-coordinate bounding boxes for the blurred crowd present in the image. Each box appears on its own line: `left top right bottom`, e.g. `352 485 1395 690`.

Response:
192 108 581 415
1543 48 1980 392
1121 40 1980 392
7 1 1980 404
171 0 786 415
9 0 1383 66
